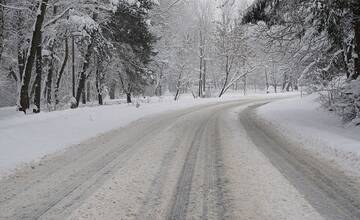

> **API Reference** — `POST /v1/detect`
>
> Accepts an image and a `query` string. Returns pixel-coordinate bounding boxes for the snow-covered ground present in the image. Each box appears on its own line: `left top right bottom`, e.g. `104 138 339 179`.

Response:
256 94 360 176
0 92 292 179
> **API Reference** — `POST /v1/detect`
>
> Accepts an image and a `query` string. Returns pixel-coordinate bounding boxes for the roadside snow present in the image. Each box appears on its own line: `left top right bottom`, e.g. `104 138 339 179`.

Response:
256 94 360 176
0 93 292 179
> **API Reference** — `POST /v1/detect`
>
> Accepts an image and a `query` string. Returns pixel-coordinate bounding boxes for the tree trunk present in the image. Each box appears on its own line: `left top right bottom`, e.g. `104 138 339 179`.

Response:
219 56 230 97
282 74 287 91
55 37 69 105
0 0 5 63
45 52 54 105
72 36 76 97
82 90 86 104
109 82 116 99
96 84 103 105
86 81 91 102
126 92 132 103
33 38 43 113
18 0 49 113
98 93 103 105
75 42 93 107
174 72 182 101
243 75 247 96
286 81 292 91
96 72 103 105
219 72 229 97
198 30 203 98
174 89 180 101
118 72 132 103
265 68 269 92
44 6 58 105
352 1 360 80
203 59 206 94
17 48 26 83
16 11 26 82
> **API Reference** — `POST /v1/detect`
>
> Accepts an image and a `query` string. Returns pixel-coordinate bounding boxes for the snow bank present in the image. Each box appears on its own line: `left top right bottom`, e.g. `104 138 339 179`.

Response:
257 94 360 175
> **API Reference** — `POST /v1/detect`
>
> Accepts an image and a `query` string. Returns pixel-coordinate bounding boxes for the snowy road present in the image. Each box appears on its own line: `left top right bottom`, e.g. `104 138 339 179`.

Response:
0 99 359 219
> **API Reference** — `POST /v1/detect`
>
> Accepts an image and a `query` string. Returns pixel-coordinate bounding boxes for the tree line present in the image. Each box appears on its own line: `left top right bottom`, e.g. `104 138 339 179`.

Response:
243 0 360 123
0 0 157 113
2 0 356 125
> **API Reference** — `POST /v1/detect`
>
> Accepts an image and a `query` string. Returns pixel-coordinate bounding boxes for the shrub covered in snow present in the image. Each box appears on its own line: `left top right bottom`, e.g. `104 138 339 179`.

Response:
331 79 360 124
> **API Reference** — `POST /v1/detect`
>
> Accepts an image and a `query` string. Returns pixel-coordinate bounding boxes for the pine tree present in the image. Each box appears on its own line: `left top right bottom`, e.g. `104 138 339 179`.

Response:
104 0 157 103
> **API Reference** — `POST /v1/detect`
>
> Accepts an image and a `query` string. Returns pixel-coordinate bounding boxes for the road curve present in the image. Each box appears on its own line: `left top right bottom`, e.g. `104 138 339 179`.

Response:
240 104 360 220
0 98 358 220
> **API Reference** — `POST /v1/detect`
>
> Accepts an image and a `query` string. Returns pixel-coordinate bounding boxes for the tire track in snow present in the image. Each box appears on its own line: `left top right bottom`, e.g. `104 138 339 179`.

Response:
241 104 360 220
0 104 225 220
166 119 207 220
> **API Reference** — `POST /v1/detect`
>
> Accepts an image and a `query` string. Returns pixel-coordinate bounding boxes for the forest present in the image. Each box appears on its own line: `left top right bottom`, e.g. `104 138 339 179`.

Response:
0 0 359 124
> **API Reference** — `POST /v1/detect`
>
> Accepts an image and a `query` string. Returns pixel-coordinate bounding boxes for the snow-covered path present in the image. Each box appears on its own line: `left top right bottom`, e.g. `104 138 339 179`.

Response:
0 98 358 219
242 104 360 220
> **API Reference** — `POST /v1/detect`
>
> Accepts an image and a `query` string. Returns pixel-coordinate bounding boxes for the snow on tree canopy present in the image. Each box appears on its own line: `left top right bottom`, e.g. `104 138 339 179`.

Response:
68 10 99 37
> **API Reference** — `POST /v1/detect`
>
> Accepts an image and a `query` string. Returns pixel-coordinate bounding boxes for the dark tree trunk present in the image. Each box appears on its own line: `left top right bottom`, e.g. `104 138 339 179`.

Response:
286 81 292 91
55 37 69 105
155 69 163 96
86 81 91 102
17 48 26 82
352 1 360 80
0 0 5 63
265 68 269 92
44 6 58 105
96 72 103 105
198 30 203 98
119 73 132 103
33 39 43 113
98 93 103 105
18 0 49 113
16 12 26 82
82 90 86 104
75 42 93 107
294 82 299 91
45 52 54 105
126 92 132 103
243 75 247 96
219 72 229 97
72 36 76 97
174 89 180 101
203 59 206 94
155 85 162 96
109 82 116 99
282 74 287 91
174 72 182 101
219 56 229 97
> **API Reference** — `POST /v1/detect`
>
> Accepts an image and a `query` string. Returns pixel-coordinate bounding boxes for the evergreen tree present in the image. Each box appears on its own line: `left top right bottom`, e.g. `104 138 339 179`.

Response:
104 0 157 103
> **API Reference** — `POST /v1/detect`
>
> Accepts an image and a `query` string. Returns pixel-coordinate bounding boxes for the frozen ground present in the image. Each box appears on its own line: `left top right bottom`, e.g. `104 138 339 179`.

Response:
0 92 293 178
256 94 360 176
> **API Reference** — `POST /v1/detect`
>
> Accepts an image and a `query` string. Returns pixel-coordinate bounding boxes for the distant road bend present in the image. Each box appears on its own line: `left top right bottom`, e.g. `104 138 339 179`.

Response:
0 98 359 220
